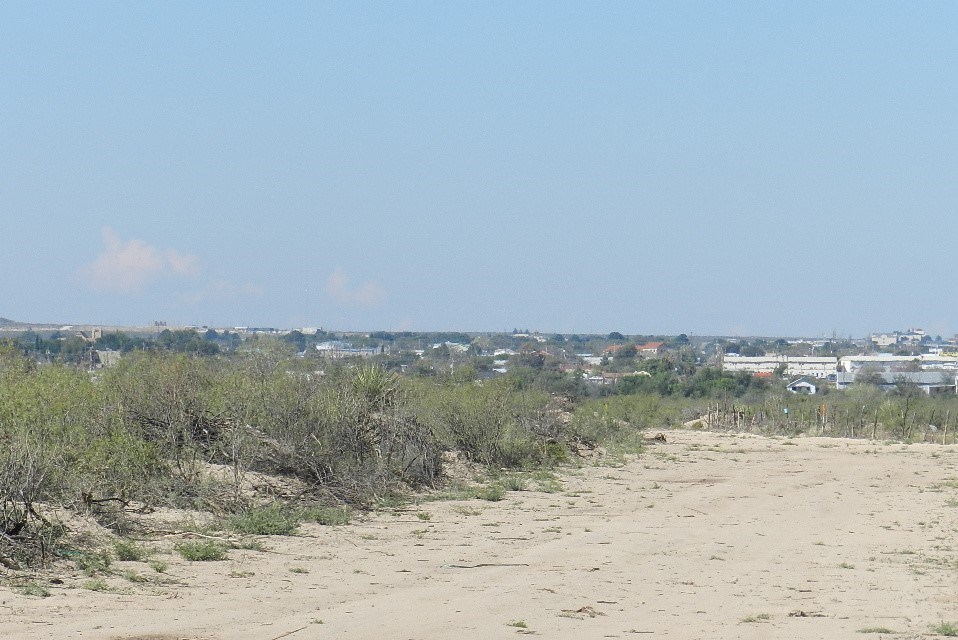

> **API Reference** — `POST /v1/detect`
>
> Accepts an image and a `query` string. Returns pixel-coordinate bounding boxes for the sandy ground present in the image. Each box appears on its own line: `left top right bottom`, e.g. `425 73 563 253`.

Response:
4 429 958 639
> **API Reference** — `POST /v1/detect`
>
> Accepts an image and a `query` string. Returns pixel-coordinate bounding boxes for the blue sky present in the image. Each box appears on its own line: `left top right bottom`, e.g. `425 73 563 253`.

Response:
3 2 957 337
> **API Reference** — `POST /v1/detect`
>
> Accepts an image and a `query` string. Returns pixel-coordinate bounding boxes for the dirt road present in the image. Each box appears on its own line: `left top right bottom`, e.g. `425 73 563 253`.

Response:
4 430 958 639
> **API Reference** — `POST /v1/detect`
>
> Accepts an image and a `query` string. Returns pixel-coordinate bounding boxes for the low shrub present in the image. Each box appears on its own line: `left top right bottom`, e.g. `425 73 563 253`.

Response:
73 549 112 576
932 622 958 637
416 380 559 468
227 505 301 536
498 475 527 492
300 505 351 526
176 540 228 561
114 540 150 562
474 485 504 502
82 578 110 591
18 582 50 597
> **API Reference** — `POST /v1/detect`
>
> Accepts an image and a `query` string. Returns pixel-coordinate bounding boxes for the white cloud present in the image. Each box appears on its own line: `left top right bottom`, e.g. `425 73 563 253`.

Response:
325 267 386 308
80 227 199 294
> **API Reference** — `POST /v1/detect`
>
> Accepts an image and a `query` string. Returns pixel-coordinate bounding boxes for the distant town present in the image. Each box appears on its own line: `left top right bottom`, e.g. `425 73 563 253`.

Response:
2 317 954 396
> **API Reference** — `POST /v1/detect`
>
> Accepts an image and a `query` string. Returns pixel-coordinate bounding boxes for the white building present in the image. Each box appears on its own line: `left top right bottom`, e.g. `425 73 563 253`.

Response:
433 341 470 354
722 355 838 379
786 378 818 394
840 354 958 372
315 341 378 358
870 328 927 348
835 371 957 394
870 333 900 348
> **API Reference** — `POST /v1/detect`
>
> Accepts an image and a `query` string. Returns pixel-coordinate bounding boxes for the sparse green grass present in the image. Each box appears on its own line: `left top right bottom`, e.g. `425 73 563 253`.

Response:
741 613 771 623
858 627 897 634
18 582 50 597
499 475 527 492
475 485 505 502
538 481 562 493
932 622 958 636
289 567 309 574
404 471 559 505
229 570 255 578
114 540 150 562
176 540 228 561
508 620 528 628
148 560 168 573
82 578 110 592
374 494 408 510
839 562 855 569
232 539 266 551
73 549 112 576
531 470 563 493
420 488 473 503
227 505 300 536
121 570 148 583
301 505 352 526
416 511 432 521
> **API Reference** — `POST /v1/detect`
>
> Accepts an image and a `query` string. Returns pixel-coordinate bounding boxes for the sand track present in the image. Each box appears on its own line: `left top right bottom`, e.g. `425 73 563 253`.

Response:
4 430 958 639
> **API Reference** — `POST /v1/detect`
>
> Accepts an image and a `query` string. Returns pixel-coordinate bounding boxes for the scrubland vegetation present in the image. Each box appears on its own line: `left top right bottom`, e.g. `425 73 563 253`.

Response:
0 341 632 571
3 331 958 574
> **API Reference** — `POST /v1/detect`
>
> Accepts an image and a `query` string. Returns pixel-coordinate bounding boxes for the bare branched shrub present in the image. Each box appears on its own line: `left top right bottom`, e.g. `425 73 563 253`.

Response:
213 362 440 504
0 367 80 566
334 366 441 490
103 352 224 482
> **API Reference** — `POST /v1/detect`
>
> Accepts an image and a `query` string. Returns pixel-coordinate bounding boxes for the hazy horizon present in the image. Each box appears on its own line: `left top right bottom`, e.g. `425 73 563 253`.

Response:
0 313 895 342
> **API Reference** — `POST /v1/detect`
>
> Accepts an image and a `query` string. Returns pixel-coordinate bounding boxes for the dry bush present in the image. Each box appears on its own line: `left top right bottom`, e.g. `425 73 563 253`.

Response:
415 379 562 468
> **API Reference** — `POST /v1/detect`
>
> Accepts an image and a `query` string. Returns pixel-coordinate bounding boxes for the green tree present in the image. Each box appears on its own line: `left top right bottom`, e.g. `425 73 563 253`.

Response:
614 344 638 362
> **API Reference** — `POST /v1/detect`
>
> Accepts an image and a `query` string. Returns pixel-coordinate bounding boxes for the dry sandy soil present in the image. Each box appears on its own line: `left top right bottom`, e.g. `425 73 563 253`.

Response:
4 429 958 639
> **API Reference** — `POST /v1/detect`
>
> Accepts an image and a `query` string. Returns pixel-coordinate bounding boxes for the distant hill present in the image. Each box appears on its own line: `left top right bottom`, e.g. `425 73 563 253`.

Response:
0 317 20 326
